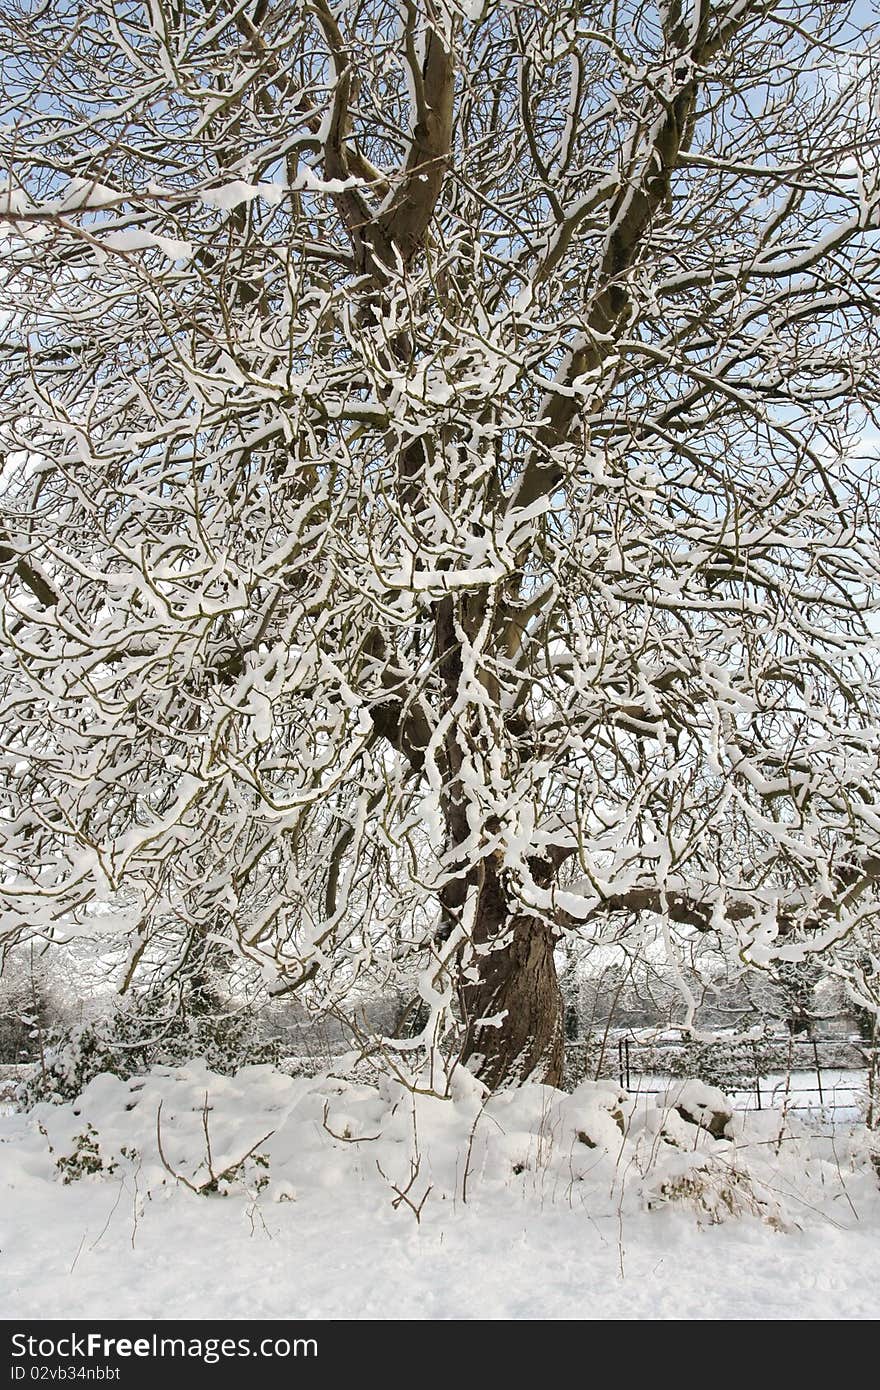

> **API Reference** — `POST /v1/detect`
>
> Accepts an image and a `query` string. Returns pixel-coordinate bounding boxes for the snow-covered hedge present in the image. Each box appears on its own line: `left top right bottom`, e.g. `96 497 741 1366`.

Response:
19 1061 878 1230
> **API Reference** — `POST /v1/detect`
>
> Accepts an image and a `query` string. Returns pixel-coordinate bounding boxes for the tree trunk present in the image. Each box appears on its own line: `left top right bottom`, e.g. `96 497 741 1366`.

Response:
458 853 564 1089
433 593 564 1089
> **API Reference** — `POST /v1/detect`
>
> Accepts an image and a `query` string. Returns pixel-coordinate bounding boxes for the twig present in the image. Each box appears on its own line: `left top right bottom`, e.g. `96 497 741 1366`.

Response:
376 1156 432 1222
321 1099 381 1143
461 1097 504 1204
156 1099 274 1194
89 1178 126 1251
68 1230 87 1276
156 1100 202 1194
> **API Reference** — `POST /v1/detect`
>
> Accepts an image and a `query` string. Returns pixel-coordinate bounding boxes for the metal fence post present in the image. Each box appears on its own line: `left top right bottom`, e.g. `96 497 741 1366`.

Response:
812 1037 824 1106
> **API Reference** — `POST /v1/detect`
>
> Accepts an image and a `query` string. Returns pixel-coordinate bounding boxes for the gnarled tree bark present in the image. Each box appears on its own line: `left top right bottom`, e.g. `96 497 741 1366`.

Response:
459 852 564 1089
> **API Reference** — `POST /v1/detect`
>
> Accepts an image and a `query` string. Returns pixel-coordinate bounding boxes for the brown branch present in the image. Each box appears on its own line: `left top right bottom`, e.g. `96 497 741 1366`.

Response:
377 5 455 266
510 2 731 514
0 534 60 609
581 855 880 937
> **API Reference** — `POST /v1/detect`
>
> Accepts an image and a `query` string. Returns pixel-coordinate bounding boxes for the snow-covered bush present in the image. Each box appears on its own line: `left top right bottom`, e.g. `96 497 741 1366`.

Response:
19 992 281 1107
54 1124 121 1185
664 1035 775 1093
22 1059 877 1228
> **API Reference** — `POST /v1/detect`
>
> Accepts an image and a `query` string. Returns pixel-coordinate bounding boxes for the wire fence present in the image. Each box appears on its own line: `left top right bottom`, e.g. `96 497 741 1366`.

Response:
601 1033 878 1119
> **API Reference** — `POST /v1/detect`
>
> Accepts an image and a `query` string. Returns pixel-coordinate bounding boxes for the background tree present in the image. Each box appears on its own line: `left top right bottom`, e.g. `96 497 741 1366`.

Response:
0 945 53 1066
2 0 880 1089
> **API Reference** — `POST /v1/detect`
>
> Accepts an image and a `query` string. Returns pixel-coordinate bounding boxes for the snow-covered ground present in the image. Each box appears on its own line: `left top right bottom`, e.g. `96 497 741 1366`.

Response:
1 1062 878 1321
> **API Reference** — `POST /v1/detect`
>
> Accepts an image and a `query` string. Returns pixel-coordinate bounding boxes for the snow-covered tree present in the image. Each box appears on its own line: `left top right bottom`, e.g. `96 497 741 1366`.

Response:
3 0 880 1088
0 945 53 1065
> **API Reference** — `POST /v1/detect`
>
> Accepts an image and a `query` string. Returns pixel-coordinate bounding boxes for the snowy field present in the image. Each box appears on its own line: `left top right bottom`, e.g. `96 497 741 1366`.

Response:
1 1062 879 1321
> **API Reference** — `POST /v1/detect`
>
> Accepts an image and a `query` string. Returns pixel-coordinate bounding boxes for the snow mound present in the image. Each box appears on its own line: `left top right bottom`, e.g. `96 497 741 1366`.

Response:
663 1078 734 1138
11 1061 874 1233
